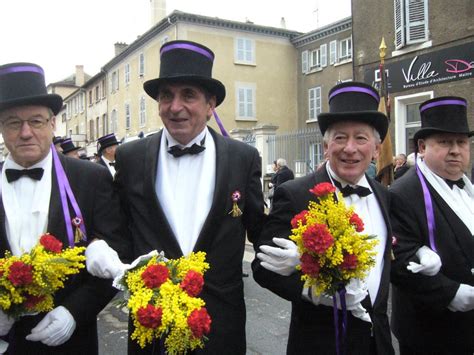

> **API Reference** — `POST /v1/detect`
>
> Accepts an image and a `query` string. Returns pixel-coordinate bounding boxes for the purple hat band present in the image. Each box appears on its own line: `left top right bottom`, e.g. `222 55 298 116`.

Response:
0 65 44 76
329 86 379 102
161 43 214 61
99 133 115 142
420 99 467 113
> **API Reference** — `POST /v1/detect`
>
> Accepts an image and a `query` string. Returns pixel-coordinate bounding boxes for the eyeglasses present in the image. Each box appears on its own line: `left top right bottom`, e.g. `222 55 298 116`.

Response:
0 117 50 131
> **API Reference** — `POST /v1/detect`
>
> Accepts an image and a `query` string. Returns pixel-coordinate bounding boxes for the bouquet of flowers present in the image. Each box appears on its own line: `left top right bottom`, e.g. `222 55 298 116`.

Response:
0 233 86 319
116 251 211 354
290 182 378 297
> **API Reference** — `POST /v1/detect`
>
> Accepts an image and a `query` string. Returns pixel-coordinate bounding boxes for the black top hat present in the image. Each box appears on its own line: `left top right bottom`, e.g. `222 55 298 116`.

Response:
61 138 81 154
0 62 63 115
413 96 473 143
317 82 388 140
144 40 226 106
53 136 64 145
97 133 119 154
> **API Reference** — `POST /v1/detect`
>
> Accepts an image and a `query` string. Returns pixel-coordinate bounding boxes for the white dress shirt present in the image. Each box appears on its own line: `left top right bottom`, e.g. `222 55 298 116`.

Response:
155 127 216 256
327 163 387 305
1 152 52 255
100 156 116 177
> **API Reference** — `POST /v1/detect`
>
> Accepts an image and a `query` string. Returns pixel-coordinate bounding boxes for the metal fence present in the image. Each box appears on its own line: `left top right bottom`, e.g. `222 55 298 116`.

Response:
268 127 324 177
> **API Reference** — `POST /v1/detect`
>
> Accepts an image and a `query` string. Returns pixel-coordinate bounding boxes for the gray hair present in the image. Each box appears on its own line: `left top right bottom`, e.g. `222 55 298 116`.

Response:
323 125 382 144
276 158 287 167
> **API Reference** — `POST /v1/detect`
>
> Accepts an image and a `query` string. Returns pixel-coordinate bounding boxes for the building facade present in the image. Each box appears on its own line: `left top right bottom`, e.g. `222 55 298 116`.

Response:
353 0 473 168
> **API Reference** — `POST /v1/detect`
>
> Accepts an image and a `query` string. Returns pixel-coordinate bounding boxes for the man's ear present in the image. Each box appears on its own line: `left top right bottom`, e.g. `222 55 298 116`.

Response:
417 139 426 155
207 96 217 120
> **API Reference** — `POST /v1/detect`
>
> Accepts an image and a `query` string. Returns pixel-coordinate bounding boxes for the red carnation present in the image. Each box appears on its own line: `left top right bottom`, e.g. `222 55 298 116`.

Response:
349 213 364 232
302 224 334 254
340 253 358 270
180 270 204 297
137 304 163 328
300 253 320 277
40 234 63 253
291 210 309 229
309 182 336 197
8 261 33 286
141 264 169 289
187 308 211 338
24 295 45 310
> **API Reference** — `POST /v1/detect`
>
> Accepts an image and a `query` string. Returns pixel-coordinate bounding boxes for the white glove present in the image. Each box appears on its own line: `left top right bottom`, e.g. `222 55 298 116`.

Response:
0 310 14 336
448 284 474 312
407 246 442 276
25 306 76 346
86 240 127 279
257 238 300 276
113 250 161 290
309 279 368 311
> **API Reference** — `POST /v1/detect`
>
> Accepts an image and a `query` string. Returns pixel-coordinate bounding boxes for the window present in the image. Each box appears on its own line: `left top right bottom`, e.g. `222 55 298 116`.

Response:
330 40 338 65
139 53 145 76
95 86 100 103
125 63 130 85
96 117 100 141
235 38 255 64
89 120 95 141
110 109 118 133
339 37 352 61
236 85 255 119
62 113 66 123
308 87 321 121
139 96 146 127
394 0 428 49
101 79 106 98
111 70 119 92
394 91 432 154
88 90 93 106
125 103 131 130
102 114 108 135
320 44 327 67
310 49 321 69
79 93 84 112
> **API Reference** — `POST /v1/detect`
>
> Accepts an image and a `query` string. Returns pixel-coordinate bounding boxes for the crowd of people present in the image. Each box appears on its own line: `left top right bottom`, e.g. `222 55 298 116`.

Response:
0 40 472 355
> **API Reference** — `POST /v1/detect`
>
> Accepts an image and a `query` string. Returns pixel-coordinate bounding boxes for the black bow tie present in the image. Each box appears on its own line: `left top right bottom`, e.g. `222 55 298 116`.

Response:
168 144 205 158
333 179 372 198
109 162 115 167
445 178 465 190
5 168 44 183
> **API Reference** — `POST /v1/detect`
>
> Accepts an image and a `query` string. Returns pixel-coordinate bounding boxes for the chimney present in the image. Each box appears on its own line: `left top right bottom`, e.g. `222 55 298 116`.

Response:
150 0 166 26
280 17 286 29
75 65 84 86
114 42 128 56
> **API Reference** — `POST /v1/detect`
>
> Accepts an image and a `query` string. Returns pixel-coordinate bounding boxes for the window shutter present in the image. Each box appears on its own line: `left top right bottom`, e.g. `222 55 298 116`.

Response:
406 0 428 44
394 0 405 49
302 50 308 74
320 44 327 67
330 41 337 64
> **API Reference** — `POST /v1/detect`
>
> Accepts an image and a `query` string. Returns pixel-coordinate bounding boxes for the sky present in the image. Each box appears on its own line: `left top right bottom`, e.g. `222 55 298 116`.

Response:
0 0 351 84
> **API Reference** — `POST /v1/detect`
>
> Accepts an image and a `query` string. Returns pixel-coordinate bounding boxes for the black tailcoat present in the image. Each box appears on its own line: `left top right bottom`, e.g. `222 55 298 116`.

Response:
390 168 474 353
0 154 123 354
114 127 265 355
252 165 394 355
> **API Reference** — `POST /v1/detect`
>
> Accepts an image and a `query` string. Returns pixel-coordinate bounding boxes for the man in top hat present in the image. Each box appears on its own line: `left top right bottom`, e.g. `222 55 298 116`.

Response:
96 133 119 177
252 82 394 354
60 138 81 159
85 40 265 354
390 96 474 354
0 62 124 354
53 136 63 152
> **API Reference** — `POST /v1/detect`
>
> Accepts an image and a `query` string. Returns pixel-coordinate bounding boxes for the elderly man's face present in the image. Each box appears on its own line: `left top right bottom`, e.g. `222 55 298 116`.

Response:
324 121 380 184
0 105 55 168
158 83 216 145
418 133 470 180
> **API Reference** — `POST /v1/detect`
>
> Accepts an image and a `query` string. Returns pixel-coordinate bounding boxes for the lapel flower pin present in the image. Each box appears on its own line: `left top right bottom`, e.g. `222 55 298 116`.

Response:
229 190 243 217
72 217 85 243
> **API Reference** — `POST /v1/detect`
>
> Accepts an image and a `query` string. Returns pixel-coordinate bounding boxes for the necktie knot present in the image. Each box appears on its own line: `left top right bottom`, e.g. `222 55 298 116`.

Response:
5 168 44 183
333 179 372 198
108 161 115 167
168 144 205 158
445 178 465 190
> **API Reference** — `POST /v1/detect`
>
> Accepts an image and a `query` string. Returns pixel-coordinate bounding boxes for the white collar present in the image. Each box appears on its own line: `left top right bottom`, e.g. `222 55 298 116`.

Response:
4 150 52 170
326 162 372 190
163 127 208 149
